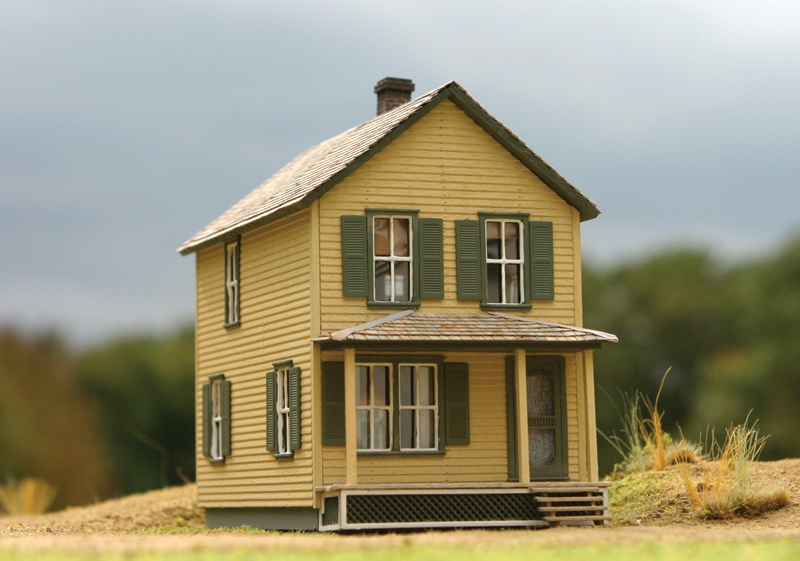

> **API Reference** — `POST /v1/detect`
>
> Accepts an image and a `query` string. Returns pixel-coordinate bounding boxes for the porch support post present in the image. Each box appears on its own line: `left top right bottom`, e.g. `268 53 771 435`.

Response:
344 347 358 484
515 348 530 483
583 350 599 481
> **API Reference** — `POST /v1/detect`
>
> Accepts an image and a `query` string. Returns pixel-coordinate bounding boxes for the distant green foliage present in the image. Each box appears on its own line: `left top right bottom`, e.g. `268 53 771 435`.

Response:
77 326 196 495
588 231 800 475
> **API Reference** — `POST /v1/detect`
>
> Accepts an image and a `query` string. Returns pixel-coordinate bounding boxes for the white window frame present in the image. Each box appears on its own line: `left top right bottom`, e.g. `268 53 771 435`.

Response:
485 219 525 304
398 363 439 451
355 363 393 452
210 379 223 461
372 216 413 303
225 241 239 325
276 366 291 455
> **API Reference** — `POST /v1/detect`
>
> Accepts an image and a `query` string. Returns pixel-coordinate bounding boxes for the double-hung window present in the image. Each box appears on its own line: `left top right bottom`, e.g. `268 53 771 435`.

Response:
356 364 392 451
210 380 223 460
202 374 231 463
485 219 524 305
372 216 412 303
340 211 444 306
276 366 292 455
266 360 302 458
224 240 240 326
399 364 438 450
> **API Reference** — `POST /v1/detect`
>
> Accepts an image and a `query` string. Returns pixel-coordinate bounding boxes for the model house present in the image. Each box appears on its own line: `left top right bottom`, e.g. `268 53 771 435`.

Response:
179 77 617 531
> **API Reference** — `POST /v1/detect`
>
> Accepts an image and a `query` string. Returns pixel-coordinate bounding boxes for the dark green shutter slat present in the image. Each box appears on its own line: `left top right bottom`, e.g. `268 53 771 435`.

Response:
455 220 481 300
341 215 368 297
530 221 554 300
266 370 276 452
444 362 470 445
322 361 346 446
221 379 232 457
289 366 302 451
418 218 444 299
505 357 519 482
202 383 211 457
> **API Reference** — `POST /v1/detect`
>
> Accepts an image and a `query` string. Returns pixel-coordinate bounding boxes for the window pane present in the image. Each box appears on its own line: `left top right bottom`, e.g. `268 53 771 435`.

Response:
393 218 410 257
373 366 390 406
374 261 391 301
394 262 410 302
529 428 556 467
505 264 521 304
487 263 502 303
486 221 501 259
356 366 370 406
505 222 519 259
374 218 390 256
374 409 390 450
400 410 415 449
418 410 435 449
527 371 555 416
418 366 435 406
357 410 371 449
400 366 415 405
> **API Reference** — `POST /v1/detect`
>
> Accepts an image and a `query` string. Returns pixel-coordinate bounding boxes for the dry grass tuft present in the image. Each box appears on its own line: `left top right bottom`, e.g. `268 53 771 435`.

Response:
665 440 703 466
0 477 58 515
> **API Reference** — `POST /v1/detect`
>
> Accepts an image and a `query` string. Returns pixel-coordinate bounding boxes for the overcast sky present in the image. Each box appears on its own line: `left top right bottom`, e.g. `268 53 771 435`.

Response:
2 0 799 345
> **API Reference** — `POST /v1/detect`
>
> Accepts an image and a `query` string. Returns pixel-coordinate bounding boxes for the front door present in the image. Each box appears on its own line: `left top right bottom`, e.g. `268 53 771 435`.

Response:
526 356 567 479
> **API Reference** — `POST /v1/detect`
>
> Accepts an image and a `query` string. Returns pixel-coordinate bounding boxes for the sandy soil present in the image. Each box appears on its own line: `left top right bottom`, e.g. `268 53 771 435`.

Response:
2 460 800 553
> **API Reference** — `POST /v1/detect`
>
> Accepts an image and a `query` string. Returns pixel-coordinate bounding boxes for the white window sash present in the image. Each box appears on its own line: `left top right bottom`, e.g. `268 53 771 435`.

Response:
226 243 239 323
373 217 413 302
355 364 393 451
211 381 223 460
276 368 291 455
398 364 439 451
485 219 524 304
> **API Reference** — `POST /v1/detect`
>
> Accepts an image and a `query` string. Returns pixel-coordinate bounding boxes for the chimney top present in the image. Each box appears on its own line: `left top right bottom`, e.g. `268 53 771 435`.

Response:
374 77 415 116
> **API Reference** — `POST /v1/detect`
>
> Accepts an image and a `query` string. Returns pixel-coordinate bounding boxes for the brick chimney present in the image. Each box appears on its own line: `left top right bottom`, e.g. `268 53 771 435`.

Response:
375 77 415 116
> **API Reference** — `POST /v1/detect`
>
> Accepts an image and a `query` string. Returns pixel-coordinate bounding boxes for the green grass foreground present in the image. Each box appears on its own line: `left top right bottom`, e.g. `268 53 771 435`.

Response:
3 542 800 561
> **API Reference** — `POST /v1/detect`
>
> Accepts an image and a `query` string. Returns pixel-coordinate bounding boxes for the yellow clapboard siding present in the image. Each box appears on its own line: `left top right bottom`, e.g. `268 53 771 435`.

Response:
195 211 316 508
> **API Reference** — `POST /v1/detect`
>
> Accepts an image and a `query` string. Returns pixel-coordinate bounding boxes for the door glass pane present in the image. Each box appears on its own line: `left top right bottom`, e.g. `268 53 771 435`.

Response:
505 264 521 303
357 410 371 449
527 370 555 416
400 366 415 405
373 366 390 406
487 263 501 303
394 262 410 301
418 366 435 405
418 410 435 449
374 218 390 256
400 410 415 449
486 221 501 259
373 409 390 450
505 222 519 259
356 366 370 406
393 218 410 257
529 428 556 467
374 261 391 301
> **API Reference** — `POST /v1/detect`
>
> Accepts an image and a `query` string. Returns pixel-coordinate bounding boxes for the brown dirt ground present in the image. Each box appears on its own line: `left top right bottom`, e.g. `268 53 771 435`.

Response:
2 460 800 554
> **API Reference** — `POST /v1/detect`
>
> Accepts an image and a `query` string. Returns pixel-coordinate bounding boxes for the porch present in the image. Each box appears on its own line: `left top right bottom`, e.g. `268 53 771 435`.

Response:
316 481 611 531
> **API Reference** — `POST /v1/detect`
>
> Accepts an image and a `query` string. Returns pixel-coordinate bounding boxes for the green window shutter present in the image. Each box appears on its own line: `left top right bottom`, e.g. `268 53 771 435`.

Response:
505 356 519 482
341 215 368 297
455 219 481 301
322 361 346 446
418 218 444 299
444 362 470 445
529 221 554 300
289 366 302 451
221 379 232 457
266 370 276 452
202 383 211 457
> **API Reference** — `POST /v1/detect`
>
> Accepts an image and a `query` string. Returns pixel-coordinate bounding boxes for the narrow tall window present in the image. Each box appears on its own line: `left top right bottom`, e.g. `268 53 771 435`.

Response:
399 364 438 450
276 366 291 455
485 220 523 304
356 364 392 451
373 217 412 302
210 379 223 461
225 241 239 325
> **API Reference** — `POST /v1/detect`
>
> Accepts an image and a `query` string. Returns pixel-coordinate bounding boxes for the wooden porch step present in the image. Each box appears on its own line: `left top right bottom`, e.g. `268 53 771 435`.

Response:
531 487 605 494
538 505 605 513
544 515 613 523
534 496 604 503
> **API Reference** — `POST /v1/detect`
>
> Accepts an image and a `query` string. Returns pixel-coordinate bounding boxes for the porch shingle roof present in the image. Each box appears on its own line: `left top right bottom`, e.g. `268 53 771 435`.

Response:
315 311 618 345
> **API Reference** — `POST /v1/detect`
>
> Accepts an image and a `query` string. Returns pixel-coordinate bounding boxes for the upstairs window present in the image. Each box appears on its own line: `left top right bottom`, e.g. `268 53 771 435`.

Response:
225 240 240 326
373 216 412 303
485 220 524 305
